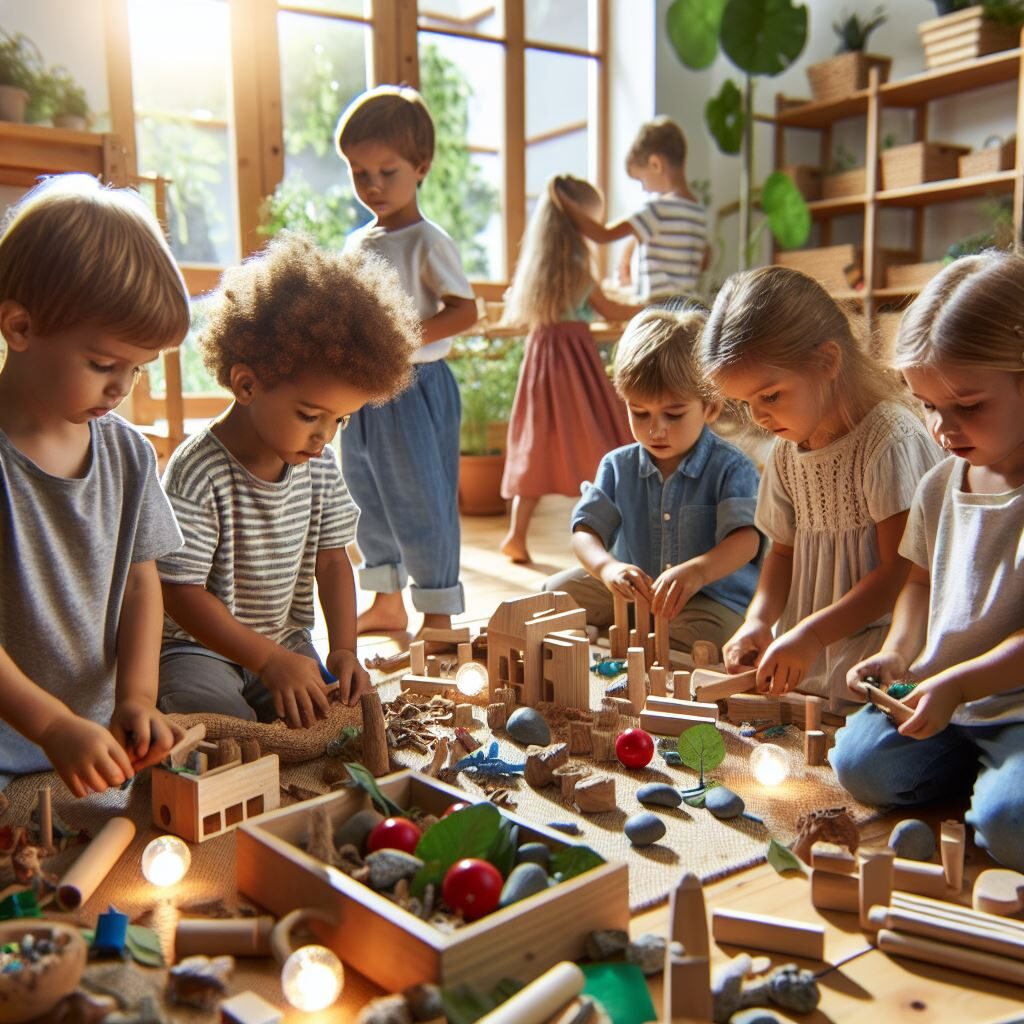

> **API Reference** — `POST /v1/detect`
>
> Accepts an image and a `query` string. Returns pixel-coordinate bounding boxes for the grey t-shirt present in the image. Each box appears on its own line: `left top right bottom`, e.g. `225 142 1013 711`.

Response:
0 415 183 784
900 457 1024 726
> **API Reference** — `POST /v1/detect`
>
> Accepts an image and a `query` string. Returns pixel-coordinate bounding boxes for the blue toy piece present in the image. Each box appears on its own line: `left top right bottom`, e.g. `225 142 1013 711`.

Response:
319 662 338 684
90 905 129 959
590 659 627 678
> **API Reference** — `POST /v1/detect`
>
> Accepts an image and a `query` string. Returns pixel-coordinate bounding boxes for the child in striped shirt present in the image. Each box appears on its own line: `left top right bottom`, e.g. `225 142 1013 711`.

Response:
558 117 709 303
157 233 419 728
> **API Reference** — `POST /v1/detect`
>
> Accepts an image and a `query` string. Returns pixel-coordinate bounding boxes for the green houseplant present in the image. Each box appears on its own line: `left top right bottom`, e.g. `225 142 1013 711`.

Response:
0 31 43 123
806 6 892 106
45 67 90 130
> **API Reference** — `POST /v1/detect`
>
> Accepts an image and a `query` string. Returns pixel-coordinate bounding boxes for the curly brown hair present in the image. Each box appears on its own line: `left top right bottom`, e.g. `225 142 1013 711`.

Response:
199 231 420 401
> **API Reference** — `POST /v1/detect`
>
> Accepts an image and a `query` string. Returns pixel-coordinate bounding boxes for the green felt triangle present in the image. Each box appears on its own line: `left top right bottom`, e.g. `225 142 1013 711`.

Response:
581 961 657 1024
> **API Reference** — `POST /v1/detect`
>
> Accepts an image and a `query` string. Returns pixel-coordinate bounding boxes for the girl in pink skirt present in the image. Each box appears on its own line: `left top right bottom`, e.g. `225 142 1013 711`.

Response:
499 176 641 563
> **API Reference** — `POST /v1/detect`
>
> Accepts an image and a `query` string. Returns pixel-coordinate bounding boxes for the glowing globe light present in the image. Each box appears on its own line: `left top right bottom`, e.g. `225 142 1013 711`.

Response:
281 945 344 1011
750 743 791 787
455 660 488 697
141 835 191 887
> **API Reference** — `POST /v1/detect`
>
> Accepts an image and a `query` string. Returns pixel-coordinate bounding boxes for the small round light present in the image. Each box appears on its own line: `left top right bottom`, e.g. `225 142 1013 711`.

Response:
750 743 791 787
455 661 488 697
281 944 344 1011
141 835 191 887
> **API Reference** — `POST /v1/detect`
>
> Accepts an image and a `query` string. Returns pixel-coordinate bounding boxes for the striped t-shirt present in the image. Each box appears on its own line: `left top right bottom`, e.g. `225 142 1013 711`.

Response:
158 429 358 650
628 194 708 300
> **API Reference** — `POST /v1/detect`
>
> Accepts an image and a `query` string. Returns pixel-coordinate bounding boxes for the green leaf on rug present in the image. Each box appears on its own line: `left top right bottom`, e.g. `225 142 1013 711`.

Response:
677 724 726 784
767 837 805 877
81 924 166 967
412 802 503 896
551 845 605 881
343 761 404 817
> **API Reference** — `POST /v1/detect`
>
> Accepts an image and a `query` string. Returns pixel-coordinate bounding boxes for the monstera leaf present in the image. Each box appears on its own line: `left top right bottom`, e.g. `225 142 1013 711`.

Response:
666 0 728 70
761 171 811 249
721 0 809 77
705 79 744 155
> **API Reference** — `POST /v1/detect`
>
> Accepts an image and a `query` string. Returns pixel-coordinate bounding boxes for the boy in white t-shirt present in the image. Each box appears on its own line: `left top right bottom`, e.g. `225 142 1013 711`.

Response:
335 85 478 638
559 117 709 302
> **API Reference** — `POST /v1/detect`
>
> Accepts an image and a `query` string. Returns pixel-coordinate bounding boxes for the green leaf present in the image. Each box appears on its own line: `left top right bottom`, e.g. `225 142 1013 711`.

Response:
486 817 518 880
441 985 499 1024
677 724 727 774
720 0 808 77
705 78 745 155
126 925 165 967
767 837 806 876
343 762 404 817
761 170 811 249
683 789 707 808
411 803 502 897
550 845 605 882
666 0 727 69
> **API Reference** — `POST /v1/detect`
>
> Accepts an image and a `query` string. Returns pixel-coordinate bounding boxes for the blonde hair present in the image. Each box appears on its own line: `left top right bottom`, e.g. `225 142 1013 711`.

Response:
0 173 189 347
504 175 600 329
335 85 434 167
701 266 900 431
613 306 708 401
895 250 1024 374
626 117 687 171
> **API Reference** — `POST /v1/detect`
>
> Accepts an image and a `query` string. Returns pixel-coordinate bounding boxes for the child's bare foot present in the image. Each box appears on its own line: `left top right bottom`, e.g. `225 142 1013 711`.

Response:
500 533 531 564
356 593 409 635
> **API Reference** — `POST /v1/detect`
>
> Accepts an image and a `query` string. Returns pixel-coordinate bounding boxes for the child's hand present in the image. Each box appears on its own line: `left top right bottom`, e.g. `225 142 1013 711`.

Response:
651 563 706 620
325 648 371 706
110 698 184 771
260 648 332 728
846 651 909 700
755 625 823 695
37 715 135 798
723 619 773 674
898 676 962 741
599 561 653 602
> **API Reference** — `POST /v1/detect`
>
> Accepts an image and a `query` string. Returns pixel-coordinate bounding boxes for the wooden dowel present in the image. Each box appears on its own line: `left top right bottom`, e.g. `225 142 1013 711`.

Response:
869 905 1024 962
940 820 966 893
692 668 758 703
877 927 1024 986
37 786 52 850
892 892 1024 937
860 682 913 724
56 817 136 910
860 847 895 929
175 916 275 957
712 908 825 960
476 962 584 1024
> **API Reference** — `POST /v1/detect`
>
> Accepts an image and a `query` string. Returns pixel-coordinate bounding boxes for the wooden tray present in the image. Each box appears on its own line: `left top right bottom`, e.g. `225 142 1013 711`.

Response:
235 769 630 991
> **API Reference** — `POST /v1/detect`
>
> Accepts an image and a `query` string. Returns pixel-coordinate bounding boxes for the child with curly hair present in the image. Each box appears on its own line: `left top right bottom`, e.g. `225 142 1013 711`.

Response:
157 233 419 728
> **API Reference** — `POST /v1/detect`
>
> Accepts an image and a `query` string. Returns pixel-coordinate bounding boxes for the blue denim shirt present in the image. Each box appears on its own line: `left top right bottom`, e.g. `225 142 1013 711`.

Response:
571 427 762 615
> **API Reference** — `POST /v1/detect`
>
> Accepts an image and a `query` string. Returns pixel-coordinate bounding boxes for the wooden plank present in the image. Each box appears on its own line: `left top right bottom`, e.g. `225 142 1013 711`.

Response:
691 668 757 703
639 711 715 738
102 0 138 179
712 908 826 961
642 696 719 721
504 0 526 281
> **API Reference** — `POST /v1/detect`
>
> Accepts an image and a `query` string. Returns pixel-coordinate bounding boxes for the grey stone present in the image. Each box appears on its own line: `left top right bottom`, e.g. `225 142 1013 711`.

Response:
506 707 551 746
516 842 552 869
585 928 629 961
662 750 683 766
402 983 442 1022
335 808 385 853
705 786 745 820
499 862 549 907
354 995 413 1024
626 932 667 975
637 783 683 808
731 1011 782 1024
548 821 582 836
889 819 936 862
624 811 666 847
365 849 424 891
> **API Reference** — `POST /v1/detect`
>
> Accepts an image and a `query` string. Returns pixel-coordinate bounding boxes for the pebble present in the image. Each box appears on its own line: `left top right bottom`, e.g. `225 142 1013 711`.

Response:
585 929 629 961
516 842 552 870
335 808 385 853
662 751 683 766
499 863 550 907
354 994 413 1024
365 850 424 891
705 786 745 820
731 1012 783 1024
889 819 936 862
637 783 682 808
626 932 667 975
506 707 551 746
624 811 666 847
547 821 582 836
402 983 442 1022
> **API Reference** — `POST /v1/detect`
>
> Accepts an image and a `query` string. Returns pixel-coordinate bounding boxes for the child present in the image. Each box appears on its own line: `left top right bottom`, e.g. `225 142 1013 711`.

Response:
500 175 640 563
0 174 189 797
157 233 419 728
335 85 478 636
700 266 943 709
833 251 1024 871
544 307 761 652
557 117 708 303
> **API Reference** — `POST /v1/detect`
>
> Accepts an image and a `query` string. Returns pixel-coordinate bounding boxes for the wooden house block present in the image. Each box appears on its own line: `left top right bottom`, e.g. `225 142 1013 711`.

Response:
941 820 966 893
638 711 715 737
410 640 427 676
541 629 590 709
811 842 857 874
626 646 646 715
860 847 895 929
648 665 667 697
692 668 757 704
152 754 280 843
712 908 825 960
643 695 719 721
654 616 670 668
420 627 472 646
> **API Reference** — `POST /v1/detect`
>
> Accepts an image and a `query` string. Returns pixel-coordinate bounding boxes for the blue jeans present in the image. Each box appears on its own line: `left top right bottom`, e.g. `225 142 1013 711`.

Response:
830 706 1024 871
340 360 464 615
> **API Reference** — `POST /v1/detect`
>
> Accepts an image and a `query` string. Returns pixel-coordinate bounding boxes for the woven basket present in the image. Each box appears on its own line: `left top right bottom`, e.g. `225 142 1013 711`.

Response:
885 260 945 289
806 52 892 104
822 166 867 199
880 141 970 191
776 244 861 292
781 164 823 201
918 6 1020 68
959 137 1016 177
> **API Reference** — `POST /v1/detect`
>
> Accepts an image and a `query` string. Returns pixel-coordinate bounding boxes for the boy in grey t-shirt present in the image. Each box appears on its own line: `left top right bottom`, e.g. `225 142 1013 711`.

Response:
0 175 190 796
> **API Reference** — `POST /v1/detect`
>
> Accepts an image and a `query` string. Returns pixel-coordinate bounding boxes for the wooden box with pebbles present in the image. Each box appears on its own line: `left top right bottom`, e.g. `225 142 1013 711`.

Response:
236 769 628 991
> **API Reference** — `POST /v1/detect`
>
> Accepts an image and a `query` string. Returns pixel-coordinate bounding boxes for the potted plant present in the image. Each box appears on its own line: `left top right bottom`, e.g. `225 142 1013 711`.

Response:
0 31 43 123
920 1 1024 69
806 7 890 104
448 335 523 516
46 67 90 131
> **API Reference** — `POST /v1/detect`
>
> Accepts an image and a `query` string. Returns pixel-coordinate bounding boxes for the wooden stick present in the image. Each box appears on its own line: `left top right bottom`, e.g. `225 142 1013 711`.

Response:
165 723 206 768
894 858 948 898
648 665 667 697
860 682 913 725
805 729 828 766
626 646 646 715
940 820 966 893
877 927 1024 986
654 615 670 668
175 916 274 957
425 737 450 778
56 817 136 910
811 869 858 912
869 905 1024 962
359 690 390 777
409 639 426 676
860 847 895 929
892 892 1024 938
639 710 716 737
811 841 857 875
712 908 825 960
476 962 585 1024
691 668 758 704
643 695 719 720
37 786 52 851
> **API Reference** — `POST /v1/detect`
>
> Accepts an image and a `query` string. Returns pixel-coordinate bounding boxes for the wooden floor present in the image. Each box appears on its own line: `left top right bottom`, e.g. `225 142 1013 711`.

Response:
343 502 1021 1024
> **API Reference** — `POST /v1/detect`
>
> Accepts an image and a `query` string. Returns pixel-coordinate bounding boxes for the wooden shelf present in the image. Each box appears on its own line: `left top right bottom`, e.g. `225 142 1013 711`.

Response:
877 169 1017 207
874 286 922 299
776 91 870 130
0 121 129 187
807 194 868 219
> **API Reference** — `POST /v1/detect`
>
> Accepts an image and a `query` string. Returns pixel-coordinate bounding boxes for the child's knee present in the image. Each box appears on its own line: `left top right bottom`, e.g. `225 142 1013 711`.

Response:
970 791 1024 872
829 713 904 805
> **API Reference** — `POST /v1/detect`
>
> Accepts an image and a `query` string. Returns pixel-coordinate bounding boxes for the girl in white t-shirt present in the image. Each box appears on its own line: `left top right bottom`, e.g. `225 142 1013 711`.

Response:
835 250 1024 871
699 267 942 709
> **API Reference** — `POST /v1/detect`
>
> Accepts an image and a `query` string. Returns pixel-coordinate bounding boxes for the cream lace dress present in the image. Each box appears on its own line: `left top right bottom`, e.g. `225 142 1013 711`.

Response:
755 401 944 709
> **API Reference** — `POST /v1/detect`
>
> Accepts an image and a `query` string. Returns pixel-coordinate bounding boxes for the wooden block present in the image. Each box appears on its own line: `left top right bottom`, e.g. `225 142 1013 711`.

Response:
628 628 641 651
426 655 442 678
457 643 472 666
426 737 450 778
811 842 856 875
639 711 715 738
877 928 1024 987
594 696 621 731
486 703 507 730
568 720 592 756
202 757 242 779
185 750 208 775
805 695 823 732
626 646 646 715
524 744 568 788
401 674 458 698
893 892 1024 937
654 616 670 668
633 595 650 641
453 704 475 728
727 693 782 725
410 640 426 676
811 869 858 912
553 765 589 803
973 868 1024 917
590 728 616 762
868 905 1024 962
667 957 712 1022
496 686 517 714
805 729 827 765
220 990 283 1024
165 723 207 768
642 696 719 721
860 847 895 929
420 627 472 645
712 908 825 961
671 670 691 699
645 631 655 669
692 668 757 704
648 665 667 697
608 623 626 660
861 682 913 725
690 640 717 668
573 774 616 813
894 858 948 898
941 820 966 893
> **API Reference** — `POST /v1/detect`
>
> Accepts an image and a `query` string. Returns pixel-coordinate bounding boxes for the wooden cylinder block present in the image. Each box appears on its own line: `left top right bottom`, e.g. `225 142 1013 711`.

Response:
486 703 507 730
568 720 593 755
805 729 827 766
811 868 858 912
648 665 667 697
457 642 472 666
453 704 475 728
940 820 966 893
496 686 517 714
860 848 895 929
712 909 825 961
877 928 1024 987
426 655 442 678
590 728 617 762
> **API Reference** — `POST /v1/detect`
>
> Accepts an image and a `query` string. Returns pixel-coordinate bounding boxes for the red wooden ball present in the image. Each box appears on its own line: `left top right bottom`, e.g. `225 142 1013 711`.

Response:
615 728 655 769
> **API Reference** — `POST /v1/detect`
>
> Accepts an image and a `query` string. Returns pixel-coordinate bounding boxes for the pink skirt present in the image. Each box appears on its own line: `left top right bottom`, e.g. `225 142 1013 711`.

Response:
501 321 632 499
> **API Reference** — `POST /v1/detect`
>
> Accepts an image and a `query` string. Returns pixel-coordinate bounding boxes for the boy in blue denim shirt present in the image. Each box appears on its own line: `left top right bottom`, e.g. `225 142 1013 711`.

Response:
545 308 761 653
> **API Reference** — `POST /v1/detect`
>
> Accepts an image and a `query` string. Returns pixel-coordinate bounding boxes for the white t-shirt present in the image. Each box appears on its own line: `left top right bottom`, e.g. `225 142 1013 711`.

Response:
900 458 1024 726
627 194 707 301
345 218 474 363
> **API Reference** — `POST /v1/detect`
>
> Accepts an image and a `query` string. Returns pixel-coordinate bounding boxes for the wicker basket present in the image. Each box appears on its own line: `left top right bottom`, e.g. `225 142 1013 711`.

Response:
776 244 861 292
806 52 892 104
959 137 1016 177
781 164 823 202
822 167 867 199
885 260 945 289
918 6 1020 69
880 142 970 191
